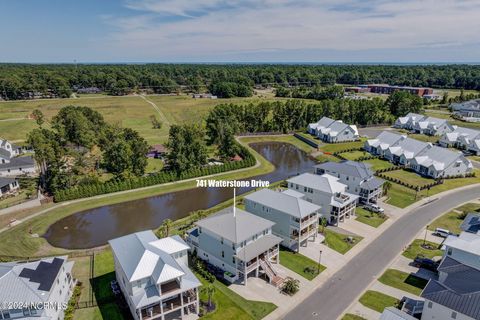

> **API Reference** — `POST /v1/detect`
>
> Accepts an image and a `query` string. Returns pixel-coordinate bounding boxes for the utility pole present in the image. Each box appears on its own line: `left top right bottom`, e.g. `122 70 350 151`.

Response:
423 225 429 246
317 250 323 274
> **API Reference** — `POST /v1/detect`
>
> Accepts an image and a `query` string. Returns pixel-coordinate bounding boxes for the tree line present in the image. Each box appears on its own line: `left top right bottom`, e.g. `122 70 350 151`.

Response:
1 64 479 100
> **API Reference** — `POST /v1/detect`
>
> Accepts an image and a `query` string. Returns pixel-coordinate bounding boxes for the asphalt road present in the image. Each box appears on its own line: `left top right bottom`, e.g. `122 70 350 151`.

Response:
284 185 480 320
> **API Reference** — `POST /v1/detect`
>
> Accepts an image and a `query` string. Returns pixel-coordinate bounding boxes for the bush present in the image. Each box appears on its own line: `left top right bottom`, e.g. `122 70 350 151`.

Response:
281 278 300 296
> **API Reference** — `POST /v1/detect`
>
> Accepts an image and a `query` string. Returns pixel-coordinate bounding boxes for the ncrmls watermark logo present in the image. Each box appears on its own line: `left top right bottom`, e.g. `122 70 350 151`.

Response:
1 301 68 310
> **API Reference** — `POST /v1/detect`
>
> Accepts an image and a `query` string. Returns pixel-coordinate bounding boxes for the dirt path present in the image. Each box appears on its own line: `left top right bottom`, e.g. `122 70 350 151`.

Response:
137 94 171 125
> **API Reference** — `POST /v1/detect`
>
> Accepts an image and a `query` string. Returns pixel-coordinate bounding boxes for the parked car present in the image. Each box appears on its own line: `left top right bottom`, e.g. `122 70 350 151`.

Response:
363 202 384 213
413 256 439 272
434 227 450 238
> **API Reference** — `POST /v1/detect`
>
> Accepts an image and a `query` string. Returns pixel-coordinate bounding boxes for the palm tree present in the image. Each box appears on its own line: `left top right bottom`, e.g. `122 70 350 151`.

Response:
382 181 392 196
161 219 173 237
281 278 300 296
202 284 216 308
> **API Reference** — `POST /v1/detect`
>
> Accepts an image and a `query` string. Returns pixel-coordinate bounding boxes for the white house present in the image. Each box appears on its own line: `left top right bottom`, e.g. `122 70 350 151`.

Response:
421 256 480 320
413 116 454 136
0 256 75 320
187 207 283 286
0 156 36 177
0 177 20 197
384 137 432 167
308 117 359 143
287 173 358 225
394 113 426 130
410 146 472 178
244 188 320 252
364 131 405 157
109 231 201 320
314 161 384 203
451 99 480 122
442 231 480 270
439 126 480 155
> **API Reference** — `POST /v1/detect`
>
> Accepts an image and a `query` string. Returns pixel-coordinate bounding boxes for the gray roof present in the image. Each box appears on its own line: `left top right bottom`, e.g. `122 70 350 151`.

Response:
235 234 282 261
460 213 480 234
195 207 275 244
388 137 430 158
414 146 469 170
380 307 417 320
0 148 11 159
0 256 70 306
0 156 35 171
0 177 16 188
367 131 405 149
287 173 346 194
360 176 384 190
451 99 480 111
244 189 321 219
315 160 374 179
421 256 480 319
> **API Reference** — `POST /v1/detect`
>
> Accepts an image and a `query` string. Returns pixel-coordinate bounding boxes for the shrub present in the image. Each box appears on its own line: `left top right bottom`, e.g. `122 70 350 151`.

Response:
281 278 300 296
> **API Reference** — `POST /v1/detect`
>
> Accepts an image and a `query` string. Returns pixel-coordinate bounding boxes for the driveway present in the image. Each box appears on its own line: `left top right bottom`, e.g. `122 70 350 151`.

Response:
283 185 480 320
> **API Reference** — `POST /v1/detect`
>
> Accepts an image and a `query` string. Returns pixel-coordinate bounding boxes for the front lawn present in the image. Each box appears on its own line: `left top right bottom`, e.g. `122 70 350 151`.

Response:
428 202 480 234
363 158 393 171
355 207 387 228
403 239 443 260
359 290 399 313
279 248 326 280
378 269 428 296
339 150 371 161
382 169 432 188
198 274 277 320
322 229 363 254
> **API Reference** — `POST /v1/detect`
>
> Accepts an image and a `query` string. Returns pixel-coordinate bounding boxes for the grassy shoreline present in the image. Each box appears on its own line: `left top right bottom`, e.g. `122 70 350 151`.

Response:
0 136 305 258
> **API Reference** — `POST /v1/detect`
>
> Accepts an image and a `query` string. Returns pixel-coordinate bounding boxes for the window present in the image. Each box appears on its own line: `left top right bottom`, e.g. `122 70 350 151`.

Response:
232 257 235 264
304 187 307 192
427 301 432 308
451 311 457 319
447 248 452 255
346 177 349 181
199 227 202 234
220 237 224 244
221 251 224 258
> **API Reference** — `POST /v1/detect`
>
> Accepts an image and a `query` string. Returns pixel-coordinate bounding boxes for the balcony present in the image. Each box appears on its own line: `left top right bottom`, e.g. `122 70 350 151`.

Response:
161 280 181 296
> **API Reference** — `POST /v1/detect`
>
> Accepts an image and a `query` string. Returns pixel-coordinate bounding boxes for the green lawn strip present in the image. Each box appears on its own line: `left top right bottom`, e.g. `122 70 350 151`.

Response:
0 138 276 257
71 255 92 302
403 239 443 260
363 158 393 171
382 169 432 188
316 153 340 163
359 290 399 313
339 150 370 161
323 229 363 255
73 303 123 320
407 134 439 143
197 274 276 320
455 202 480 213
378 269 428 296
279 248 326 280
355 207 387 228
319 139 367 154
342 314 367 320
240 135 315 154
295 132 321 146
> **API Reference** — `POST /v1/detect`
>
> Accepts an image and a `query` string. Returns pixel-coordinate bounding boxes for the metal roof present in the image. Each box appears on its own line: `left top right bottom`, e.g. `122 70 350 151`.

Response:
244 188 321 218
443 232 480 256
0 156 35 171
315 160 374 179
287 173 346 195
421 257 480 319
366 131 405 149
380 307 417 320
0 177 16 187
195 207 275 244
460 213 480 234
235 234 282 262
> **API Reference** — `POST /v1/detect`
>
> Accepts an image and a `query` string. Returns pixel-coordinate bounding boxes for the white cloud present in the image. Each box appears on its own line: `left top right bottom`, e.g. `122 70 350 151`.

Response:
100 0 480 61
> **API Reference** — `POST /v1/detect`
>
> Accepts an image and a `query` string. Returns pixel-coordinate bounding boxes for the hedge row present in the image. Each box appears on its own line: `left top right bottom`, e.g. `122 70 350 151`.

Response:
333 147 363 156
377 173 443 191
375 166 402 173
54 145 255 202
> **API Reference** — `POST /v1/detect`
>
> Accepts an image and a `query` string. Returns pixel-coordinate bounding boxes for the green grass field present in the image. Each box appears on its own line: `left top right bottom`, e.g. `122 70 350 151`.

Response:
403 239 443 260
323 229 363 254
425 110 480 130
339 150 370 161
359 290 399 313
378 269 428 296
355 207 387 228
319 139 366 154
382 169 433 188
363 158 393 171
279 248 326 280
407 134 439 143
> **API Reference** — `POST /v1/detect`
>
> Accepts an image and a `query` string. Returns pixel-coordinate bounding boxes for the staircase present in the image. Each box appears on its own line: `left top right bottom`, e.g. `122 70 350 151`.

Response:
259 259 284 287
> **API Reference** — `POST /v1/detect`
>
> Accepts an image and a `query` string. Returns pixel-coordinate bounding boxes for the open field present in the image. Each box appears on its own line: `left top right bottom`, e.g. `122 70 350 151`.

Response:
0 94 287 144
339 150 370 161
279 248 326 280
359 290 399 313
378 269 428 295
363 158 393 171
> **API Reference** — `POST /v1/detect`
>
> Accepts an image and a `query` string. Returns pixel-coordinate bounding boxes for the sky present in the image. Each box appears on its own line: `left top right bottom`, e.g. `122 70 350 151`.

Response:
0 0 480 63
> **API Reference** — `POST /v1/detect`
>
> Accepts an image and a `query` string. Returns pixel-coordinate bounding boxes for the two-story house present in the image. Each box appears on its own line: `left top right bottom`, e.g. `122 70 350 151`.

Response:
384 137 432 167
109 231 201 320
314 161 384 203
0 256 75 320
286 173 358 225
308 117 336 135
186 207 283 286
244 188 320 252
